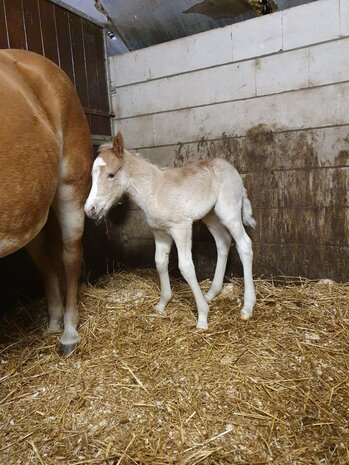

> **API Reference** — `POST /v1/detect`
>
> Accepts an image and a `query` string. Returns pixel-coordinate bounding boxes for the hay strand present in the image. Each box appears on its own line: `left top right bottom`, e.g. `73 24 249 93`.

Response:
0 270 348 464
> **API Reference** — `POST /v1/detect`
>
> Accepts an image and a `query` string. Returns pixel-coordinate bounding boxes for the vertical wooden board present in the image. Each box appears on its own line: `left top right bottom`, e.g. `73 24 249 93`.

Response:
94 30 110 112
0 0 9 48
82 19 100 110
100 116 112 135
38 0 59 64
54 4 74 83
86 113 92 132
22 0 43 54
69 13 89 108
90 115 111 136
4 0 26 49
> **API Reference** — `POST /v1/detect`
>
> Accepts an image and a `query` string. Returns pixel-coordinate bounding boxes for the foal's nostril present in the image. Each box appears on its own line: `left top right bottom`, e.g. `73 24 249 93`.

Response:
85 205 96 218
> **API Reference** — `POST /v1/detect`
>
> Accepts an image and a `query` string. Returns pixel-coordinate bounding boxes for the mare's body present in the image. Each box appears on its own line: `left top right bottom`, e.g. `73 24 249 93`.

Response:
0 49 92 352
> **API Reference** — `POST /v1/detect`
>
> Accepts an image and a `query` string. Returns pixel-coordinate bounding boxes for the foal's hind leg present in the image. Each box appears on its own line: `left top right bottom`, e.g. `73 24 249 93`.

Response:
53 185 85 353
215 200 256 319
153 230 173 313
202 211 232 303
221 217 255 319
170 224 209 329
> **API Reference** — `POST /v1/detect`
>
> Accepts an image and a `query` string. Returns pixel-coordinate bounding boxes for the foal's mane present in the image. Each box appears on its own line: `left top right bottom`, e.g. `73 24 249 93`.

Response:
98 142 113 153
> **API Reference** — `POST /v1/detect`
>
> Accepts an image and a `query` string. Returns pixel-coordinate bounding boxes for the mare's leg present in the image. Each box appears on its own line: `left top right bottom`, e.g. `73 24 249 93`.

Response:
170 224 209 330
215 189 256 319
53 185 85 353
26 225 64 331
202 211 232 302
153 230 173 313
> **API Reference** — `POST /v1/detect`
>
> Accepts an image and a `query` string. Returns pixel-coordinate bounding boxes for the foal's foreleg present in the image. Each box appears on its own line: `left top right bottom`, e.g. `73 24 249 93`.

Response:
202 212 232 302
153 230 173 313
171 225 209 329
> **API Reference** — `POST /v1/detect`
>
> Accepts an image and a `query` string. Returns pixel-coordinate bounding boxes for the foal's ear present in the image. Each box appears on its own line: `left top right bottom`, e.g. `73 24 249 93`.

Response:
113 132 124 157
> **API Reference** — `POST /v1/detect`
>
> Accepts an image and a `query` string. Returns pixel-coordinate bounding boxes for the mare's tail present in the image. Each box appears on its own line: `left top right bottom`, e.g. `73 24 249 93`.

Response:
242 187 256 229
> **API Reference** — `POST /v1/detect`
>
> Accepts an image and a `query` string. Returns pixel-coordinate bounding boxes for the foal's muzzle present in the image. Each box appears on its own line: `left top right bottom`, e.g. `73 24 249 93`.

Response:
84 204 104 223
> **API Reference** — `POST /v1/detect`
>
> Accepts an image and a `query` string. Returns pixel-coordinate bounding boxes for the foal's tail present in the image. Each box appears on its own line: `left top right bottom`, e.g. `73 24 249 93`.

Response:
242 187 256 229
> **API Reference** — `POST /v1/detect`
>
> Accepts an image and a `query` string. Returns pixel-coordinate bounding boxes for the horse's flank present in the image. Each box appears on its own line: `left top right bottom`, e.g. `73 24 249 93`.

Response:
0 49 92 352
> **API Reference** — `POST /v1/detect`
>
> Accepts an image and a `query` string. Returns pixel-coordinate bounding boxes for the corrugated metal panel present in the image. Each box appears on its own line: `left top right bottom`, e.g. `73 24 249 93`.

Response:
59 0 317 55
100 0 316 53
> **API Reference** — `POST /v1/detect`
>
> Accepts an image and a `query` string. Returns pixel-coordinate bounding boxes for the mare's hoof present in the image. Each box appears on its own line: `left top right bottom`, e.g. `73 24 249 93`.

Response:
59 342 77 356
48 322 62 333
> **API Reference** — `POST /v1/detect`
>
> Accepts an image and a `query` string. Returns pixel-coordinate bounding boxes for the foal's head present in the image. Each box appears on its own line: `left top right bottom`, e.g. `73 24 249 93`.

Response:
84 132 128 222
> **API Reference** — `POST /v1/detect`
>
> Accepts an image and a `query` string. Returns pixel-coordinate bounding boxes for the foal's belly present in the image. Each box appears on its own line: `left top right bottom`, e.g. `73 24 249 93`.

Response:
146 197 216 231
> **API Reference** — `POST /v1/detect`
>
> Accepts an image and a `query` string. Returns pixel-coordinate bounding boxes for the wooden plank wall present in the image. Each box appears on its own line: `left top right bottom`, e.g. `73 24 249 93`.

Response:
0 0 111 137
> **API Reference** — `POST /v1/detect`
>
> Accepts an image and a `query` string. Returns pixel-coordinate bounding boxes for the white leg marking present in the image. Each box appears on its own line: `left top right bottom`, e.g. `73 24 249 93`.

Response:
225 219 256 319
171 225 209 330
202 212 232 302
153 230 173 314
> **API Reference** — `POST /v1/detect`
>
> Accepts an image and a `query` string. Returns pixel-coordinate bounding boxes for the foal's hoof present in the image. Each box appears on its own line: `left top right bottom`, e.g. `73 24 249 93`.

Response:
196 321 208 330
59 342 77 356
240 311 252 320
154 303 166 314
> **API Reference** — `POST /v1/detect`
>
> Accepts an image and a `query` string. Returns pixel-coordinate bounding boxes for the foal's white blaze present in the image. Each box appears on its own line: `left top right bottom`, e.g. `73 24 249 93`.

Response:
85 157 105 213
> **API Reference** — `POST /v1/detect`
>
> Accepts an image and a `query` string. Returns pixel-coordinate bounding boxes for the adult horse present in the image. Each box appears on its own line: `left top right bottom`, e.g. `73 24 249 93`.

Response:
0 50 92 354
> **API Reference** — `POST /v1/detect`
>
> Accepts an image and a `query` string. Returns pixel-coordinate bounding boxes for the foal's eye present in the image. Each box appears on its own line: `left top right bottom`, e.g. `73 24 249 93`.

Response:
107 173 115 179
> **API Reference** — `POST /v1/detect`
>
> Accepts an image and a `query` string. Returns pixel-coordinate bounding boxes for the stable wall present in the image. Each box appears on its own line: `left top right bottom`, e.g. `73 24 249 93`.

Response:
108 0 349 280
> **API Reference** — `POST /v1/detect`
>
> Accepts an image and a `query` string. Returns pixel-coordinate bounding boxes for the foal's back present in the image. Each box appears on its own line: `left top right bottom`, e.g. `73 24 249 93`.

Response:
153 158 243 222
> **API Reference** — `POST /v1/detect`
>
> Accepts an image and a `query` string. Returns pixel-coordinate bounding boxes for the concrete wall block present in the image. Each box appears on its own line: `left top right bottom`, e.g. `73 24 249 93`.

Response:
282 0 340 50
109 51 149 87
309 125 349 166
231 11 282 61
256 49 309 95
113 114 154 149
139 125 349 175
146 25 233 80
340 0 349 36
114 60 256 119
148 83 349 147
139 146 178 168
153 108 194 147
309 38 349 87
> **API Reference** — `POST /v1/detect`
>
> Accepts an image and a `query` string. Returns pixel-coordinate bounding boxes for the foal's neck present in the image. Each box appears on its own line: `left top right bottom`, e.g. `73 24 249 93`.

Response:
124 151 160 211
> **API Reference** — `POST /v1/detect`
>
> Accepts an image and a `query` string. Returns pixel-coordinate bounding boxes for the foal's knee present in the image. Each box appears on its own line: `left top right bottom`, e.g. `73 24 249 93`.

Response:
178 258 195 281
237 234 253 256
155 254 169 274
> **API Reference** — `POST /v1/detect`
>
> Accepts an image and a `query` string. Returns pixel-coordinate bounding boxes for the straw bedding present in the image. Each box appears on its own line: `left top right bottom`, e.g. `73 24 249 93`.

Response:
0 270 348 465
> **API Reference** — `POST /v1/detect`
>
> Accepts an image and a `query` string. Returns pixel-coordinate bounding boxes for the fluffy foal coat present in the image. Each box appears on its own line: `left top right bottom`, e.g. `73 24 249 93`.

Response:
85 133 256 329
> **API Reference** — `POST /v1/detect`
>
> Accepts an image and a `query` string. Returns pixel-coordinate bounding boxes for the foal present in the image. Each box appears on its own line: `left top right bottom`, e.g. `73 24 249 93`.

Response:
85 133 256 329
